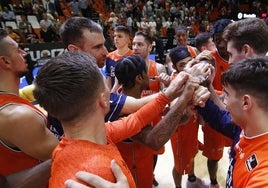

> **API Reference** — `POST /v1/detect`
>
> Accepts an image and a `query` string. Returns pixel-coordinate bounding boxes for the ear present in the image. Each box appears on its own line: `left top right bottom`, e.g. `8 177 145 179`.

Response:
67 44 80 52
135 74 143 84
242 94 252 111
99 92 109 109
242 44 254 57
148 44 153 53
0 56 10 70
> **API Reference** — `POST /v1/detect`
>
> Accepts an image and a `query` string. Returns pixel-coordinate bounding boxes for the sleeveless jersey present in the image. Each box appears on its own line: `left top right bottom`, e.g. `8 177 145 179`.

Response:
141 60 161 97
0 93 46 176
170 72 199 173
116 140 155 188
187 45 198 58
211 50 229 91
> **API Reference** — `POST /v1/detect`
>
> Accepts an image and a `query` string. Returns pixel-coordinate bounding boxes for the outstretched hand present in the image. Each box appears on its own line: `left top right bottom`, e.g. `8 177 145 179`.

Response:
156 72 171 87
163 71 189 100
192 84 211 107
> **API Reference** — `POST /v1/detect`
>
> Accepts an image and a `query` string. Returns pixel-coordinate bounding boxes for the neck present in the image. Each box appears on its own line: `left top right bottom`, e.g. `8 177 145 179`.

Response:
243 109 268 137
62 112 107 144
117 46 130 56
122 85 142 99
0 75 20 95
145 56 150 66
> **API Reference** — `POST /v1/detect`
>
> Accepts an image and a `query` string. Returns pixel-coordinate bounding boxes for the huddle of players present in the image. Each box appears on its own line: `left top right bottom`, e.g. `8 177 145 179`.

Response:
1 16 268 188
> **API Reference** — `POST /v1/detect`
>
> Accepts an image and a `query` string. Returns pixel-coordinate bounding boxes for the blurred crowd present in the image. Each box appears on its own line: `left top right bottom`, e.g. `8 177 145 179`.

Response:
0 0 267 47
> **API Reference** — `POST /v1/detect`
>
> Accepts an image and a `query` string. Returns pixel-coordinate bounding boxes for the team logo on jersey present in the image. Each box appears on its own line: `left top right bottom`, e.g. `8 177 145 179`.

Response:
246 154 258 171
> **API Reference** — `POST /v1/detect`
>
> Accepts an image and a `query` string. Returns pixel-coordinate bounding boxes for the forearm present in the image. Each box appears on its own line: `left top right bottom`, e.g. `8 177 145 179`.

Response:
142 96 189 150
6 160 51 188
109 93 170 142
121 92 159 114
208 85 226 109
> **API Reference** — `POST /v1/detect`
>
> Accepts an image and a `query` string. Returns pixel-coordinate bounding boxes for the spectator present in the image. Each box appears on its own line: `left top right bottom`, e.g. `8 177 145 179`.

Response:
40 12 54 30
18 14 32 34
78 0 91 18
24 25 39 44
32 0 46 22
108 12 119 29
44 0 56 16
40 22 56 42
69 0 80 16
5 26 21 43
1 6 15 22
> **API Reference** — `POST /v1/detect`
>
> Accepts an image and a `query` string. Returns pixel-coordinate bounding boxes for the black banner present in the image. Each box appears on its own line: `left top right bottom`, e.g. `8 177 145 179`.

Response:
21 42 67 61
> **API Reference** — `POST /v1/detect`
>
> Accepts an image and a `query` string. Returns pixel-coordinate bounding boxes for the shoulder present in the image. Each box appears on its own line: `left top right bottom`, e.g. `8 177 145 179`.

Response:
154 61 166 73
0 103 45 126
110 93 127 103
0 103 47 145
107 51 117 59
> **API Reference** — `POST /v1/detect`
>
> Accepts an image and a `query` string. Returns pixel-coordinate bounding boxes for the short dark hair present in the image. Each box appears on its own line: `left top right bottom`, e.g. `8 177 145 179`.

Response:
195 32 212 52
221 56 268 110
169 45 190 66
115 55 147 89
114 25 130 36
134 31 153 44
222 18 268 55
34 51 104 121
210 19 232 36
175 25 187 33
59 17 103 48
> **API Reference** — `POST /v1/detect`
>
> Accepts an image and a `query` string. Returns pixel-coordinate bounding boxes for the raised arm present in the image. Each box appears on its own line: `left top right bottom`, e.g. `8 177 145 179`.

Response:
133 76 210 150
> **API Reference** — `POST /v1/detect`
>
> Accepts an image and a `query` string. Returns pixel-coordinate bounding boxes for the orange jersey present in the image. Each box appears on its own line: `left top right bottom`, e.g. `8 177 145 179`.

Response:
141 60 162 126
141 60 161 97
201 89 232 159
202 122 232 160
187 45 198 58
141 60 163 154
50 137 136 188
0 92 48 187
170 73 199 173
170 116 199 174
106 49 134 62
211 50 229 91
49 93 170 188
116 140 155 188
105 49 134 86
233 133 268 187
0 93 46 175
